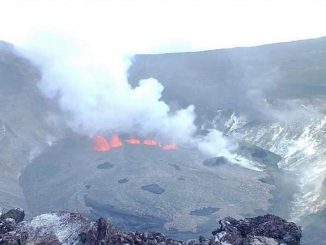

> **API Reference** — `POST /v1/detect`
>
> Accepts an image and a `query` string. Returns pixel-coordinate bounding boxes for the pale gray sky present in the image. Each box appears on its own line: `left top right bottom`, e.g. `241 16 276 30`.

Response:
0 0 326 52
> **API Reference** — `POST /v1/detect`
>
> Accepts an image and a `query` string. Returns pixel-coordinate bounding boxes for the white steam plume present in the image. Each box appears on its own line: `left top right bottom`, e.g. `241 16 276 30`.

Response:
16 33 243 165
19 35 197 143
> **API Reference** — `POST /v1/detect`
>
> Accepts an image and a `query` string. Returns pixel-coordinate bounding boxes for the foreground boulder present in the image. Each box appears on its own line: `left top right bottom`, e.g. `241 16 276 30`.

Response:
212 215 301 245
0 209 301 245
0 208 25 223
0 208 27 244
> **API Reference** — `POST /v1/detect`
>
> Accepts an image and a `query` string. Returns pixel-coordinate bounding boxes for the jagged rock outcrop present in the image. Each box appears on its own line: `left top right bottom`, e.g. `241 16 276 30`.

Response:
211 215 301 245
0 208 25 223
0 208 301 245
0 208 27 244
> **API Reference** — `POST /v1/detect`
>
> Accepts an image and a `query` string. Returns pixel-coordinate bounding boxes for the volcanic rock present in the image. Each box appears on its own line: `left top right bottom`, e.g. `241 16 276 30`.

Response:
189 207 220 216
117 178 129 184
97 162 114 170
0 208 25 223
0 208 301 245
212 214 301 245
0 209 27 245
203 157 228 167
141 184 165 194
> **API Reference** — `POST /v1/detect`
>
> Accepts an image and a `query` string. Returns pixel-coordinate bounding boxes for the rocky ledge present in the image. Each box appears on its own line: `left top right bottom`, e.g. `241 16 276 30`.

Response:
0 208 301 244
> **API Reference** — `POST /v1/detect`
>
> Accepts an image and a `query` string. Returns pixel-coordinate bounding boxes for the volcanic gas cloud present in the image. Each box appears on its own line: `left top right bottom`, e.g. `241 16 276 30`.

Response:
93 135 177 152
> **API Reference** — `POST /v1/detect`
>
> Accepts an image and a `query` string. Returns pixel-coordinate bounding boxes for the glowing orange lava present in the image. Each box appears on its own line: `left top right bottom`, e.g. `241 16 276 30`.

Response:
93 134 178 152
126 136 141 145
143 139 158 146
93 136 111 152
162 143 177 150
110 134 123 148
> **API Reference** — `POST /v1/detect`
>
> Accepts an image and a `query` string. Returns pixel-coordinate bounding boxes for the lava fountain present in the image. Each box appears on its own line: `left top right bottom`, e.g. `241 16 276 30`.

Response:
126 136 141 145
110 134 123 148
93 134 177 152
93 136 111 152
162 143 177 150
143 139 158 146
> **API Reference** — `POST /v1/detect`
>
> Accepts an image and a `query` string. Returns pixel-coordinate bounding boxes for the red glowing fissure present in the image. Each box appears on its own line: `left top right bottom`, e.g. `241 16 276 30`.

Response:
93 135 177 152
